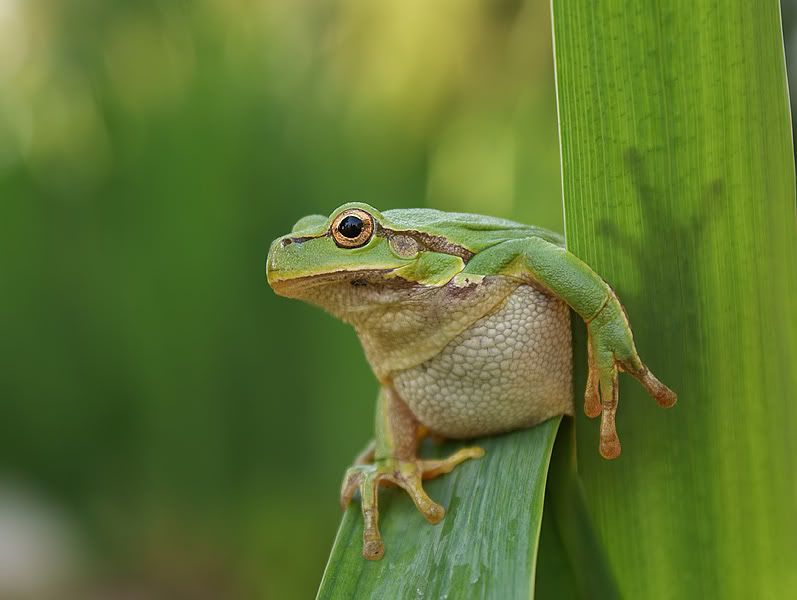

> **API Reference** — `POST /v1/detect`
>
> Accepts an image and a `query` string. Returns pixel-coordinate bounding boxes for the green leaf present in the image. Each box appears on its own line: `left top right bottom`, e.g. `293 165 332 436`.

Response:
551 0 797 597
536 418 620 599
317 419 560 599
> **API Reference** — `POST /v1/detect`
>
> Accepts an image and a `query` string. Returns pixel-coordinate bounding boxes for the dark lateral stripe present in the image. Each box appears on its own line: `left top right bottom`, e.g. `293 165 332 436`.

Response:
378 226 474 262
284 232 330 246
286 226 474 262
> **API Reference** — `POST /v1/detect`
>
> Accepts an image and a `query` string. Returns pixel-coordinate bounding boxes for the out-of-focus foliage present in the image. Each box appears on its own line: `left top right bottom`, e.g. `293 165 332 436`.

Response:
0 0 562 597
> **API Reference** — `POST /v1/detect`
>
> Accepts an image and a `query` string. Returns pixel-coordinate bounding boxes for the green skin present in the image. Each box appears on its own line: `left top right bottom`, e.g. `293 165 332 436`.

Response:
266 202 676 560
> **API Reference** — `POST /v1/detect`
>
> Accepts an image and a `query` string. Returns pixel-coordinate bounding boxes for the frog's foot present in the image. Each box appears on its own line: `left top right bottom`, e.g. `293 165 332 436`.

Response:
339 447 484 560
585 334 677 460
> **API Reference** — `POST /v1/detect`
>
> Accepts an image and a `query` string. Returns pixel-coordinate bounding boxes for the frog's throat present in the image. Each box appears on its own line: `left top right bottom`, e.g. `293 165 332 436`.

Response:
354 275 522 379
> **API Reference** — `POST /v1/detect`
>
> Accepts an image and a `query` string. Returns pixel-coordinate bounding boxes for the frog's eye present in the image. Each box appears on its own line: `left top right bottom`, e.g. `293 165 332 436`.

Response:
331 209 375 248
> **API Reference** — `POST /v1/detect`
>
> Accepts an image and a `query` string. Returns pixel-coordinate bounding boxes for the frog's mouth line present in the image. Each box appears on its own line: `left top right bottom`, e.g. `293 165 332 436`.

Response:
268 268 421 296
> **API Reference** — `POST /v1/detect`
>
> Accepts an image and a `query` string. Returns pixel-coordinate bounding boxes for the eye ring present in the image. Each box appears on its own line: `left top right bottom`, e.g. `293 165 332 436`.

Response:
331 209 375 248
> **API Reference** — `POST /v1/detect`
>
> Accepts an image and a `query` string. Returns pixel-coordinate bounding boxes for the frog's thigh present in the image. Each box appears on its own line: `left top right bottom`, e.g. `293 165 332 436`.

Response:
392 285 574 438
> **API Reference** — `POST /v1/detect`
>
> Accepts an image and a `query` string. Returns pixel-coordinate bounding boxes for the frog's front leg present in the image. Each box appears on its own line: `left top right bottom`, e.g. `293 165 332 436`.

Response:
582 293 676 457
340 387 484 560
464 237 676 459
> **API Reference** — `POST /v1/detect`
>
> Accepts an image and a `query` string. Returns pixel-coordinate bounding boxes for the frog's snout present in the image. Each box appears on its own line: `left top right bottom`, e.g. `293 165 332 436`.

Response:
266 234 306 290
265 237 283 286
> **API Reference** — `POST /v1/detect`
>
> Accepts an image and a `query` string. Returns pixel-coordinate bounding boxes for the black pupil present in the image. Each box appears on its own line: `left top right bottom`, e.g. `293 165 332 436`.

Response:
338 215 364 239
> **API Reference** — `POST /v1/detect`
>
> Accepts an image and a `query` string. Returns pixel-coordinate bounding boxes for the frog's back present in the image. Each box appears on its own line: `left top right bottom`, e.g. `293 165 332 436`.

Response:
381 208 565 253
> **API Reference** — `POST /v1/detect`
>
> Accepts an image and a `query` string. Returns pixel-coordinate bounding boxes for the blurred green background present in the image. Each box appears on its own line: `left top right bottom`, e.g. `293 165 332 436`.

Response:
0 1 563 598
2 1 796 598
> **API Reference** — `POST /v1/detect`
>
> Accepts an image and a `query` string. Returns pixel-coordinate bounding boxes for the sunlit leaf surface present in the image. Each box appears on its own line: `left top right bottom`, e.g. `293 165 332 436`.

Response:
552 0 797 596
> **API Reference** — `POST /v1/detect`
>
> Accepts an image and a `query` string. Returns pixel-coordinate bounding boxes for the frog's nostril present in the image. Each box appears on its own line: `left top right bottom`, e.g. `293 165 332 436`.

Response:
281 238 293 248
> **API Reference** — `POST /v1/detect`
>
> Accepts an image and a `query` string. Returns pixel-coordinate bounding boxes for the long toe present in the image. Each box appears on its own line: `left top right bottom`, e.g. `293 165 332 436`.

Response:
392 473 446 524
420 446 485 479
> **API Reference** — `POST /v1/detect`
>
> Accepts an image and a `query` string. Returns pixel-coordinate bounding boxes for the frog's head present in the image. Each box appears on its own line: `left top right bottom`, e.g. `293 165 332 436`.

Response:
266 202 468 317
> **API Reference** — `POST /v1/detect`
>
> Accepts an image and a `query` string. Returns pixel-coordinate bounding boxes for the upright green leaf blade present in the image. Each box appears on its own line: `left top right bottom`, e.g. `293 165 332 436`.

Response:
317 419 560 599
552 0 797 597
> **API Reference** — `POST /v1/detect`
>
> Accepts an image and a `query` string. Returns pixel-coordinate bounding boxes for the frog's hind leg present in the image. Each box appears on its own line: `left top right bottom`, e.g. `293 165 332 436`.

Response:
416 424 445 445
339 387 484 560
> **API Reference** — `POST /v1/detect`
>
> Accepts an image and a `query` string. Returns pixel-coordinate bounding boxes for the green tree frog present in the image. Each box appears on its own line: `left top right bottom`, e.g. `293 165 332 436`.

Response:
266 202 676 560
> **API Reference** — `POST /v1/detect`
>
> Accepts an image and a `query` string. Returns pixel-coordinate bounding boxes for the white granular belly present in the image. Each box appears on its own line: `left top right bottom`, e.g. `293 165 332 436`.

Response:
391 284 574 438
